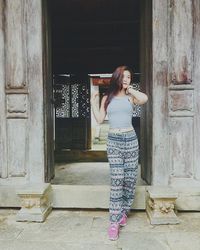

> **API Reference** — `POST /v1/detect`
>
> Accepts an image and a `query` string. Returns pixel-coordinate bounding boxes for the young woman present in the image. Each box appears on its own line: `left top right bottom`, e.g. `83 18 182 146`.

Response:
91 66 148 240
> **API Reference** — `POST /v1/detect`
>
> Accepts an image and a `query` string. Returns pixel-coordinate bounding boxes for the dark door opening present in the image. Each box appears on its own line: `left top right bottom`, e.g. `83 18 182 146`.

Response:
46 0 152 185
50 0 140 73
49 0 140 147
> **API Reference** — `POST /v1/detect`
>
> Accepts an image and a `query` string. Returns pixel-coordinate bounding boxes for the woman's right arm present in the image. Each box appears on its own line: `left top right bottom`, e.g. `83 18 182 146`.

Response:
91 92 107 124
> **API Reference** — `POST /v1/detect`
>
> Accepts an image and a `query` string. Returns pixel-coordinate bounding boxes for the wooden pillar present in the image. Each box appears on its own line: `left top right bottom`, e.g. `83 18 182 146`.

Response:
193 0 200 181
0 0 7 179
26 0 46 183
152 0 169 185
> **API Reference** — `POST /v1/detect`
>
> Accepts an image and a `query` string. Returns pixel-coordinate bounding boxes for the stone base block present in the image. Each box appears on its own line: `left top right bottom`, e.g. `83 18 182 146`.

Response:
16 183 52 222
146 186 180 225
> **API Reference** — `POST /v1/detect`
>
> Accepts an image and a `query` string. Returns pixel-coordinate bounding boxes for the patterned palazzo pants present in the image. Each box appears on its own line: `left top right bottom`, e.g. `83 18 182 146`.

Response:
107 130 139 223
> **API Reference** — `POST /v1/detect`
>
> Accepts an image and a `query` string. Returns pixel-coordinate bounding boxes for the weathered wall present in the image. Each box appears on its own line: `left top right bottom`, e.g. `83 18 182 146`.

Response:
0 0 45 184
1 0 200 190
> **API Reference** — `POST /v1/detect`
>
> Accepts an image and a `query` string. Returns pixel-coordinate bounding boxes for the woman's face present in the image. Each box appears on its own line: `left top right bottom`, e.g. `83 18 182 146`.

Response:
122 70 131 89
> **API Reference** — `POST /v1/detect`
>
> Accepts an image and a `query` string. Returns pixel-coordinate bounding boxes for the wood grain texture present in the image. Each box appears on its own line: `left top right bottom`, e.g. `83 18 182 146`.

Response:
7 119 27 177
140 0 153 184
4 0 27 89
6 94 28 118
26 0 45 183
169 89 194 113
169 117 193 179
0 0 8 179
193 0 200 180
169 0 194 84
168 0 199 185
152 0 169 185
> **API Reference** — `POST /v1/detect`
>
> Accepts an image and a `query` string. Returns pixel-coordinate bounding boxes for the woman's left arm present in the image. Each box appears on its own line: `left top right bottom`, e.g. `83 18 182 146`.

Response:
127 86 148 105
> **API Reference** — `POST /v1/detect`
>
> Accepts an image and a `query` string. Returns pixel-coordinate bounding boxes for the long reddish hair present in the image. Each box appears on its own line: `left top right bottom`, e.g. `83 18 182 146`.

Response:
104 65 133 110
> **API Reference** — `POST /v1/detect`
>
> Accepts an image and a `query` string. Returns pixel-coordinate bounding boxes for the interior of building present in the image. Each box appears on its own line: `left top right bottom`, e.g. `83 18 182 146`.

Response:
48 0 145 185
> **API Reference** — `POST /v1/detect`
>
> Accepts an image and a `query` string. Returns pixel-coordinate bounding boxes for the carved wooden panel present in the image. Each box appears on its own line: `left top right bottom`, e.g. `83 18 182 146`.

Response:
6 93 28 118
132 82 141 117
55 84 70 118
5 0 27 89
170 0 193 84
169 89 194 116
169 117 193 178
79 84 90 118
54 75 90 119
71 84 79 118
7 119 27 177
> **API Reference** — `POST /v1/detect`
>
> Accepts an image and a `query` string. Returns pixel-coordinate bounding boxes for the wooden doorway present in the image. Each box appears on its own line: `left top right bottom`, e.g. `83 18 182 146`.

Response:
45 0 152 185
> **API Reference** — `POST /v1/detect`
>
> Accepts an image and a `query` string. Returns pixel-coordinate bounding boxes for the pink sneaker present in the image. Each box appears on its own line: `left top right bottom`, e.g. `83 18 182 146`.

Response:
119 213 127 226
108 223 119 240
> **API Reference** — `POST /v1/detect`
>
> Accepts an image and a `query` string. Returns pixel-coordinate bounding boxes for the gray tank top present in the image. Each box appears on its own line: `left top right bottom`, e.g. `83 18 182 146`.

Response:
107 95 134 129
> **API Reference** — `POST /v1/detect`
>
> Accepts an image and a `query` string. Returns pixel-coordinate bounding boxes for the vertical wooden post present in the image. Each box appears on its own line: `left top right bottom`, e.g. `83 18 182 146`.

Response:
0 0 8 179
152 0 169 185
140 0 153 184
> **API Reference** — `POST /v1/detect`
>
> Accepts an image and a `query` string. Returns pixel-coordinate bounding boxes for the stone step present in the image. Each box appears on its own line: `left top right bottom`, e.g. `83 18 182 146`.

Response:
1 185 200 211
0 184 146 209
51 185 146 209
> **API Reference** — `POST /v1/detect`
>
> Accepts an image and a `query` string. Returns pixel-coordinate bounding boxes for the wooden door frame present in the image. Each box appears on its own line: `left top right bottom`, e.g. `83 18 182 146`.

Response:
43 0 55 182
140 0 153 185
140 0 170 185
43 0 157 184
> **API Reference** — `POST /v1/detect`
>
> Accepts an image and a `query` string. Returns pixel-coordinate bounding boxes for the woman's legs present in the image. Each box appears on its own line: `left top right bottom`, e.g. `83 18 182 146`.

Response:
107 133 124 223
122 131 139 215
107 130 139 222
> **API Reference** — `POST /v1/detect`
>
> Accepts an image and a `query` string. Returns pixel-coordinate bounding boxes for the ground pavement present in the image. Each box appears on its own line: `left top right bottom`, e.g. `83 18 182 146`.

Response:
0 209 200 250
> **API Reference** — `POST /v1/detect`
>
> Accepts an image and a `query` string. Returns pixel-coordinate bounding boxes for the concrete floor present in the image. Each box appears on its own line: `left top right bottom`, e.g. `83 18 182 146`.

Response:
1 209 200 250
91 144 107 151
51 162 147 185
